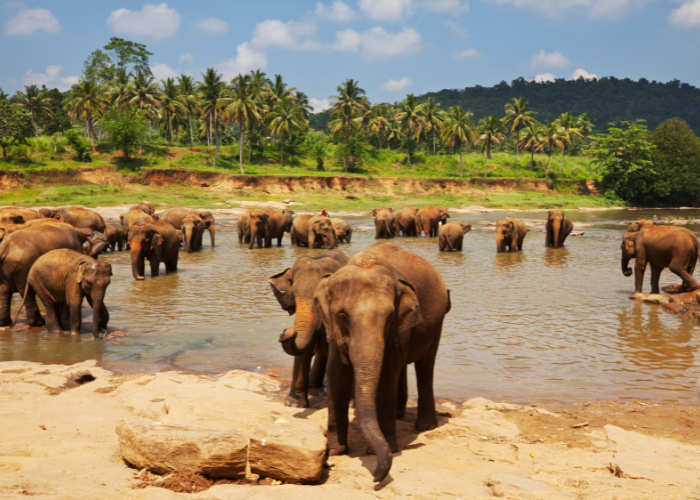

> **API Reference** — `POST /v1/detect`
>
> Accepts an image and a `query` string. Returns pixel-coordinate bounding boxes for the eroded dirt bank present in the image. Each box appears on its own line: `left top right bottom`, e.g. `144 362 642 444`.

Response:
1 361 698 500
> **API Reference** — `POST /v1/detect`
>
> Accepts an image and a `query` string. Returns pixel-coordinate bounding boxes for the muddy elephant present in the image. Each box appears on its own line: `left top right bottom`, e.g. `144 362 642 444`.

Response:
545 210 574 249
0 213 25 226
395 206 418 237
621 226 700 294
104 224 128 251
0 207 47 224
309 243 450 483
438 221 472 251
159 208 216 248
242 210 269 249
0 225 102 327
263 210 292 248
416 207 450 238
0 220 73 243
270 249 349 408
132 202 156 216
496 217 527 253
331 218 352 244
40 207 106 233
13 249 111 337
181 213 205 253
628 219 655 232
128 220 180 280
292 215 338 249
371 208 396 239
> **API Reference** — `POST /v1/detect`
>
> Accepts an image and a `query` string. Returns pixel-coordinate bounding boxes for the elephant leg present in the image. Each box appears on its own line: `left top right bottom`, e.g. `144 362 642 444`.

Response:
165 253 179 272
86 296 109 330
414 325 442 432
23 283 45 328
634 261 647 293
68 298 83 335
277 235 283 247
670 260 699 292
327 341 353 456
396 365 408 419
650 264 663 294
309 351 327 388
376 357 400 454
457 238 463 251
44 300 63 334
0 283 14 327
285 348 313 408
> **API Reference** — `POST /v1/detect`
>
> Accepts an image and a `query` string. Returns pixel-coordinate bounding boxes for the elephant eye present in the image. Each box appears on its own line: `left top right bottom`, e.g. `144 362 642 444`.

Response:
338 312 348 323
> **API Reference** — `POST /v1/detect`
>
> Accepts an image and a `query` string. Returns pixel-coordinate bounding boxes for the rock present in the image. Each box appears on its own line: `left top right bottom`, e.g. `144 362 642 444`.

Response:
116 418 248 478
249 420 327 484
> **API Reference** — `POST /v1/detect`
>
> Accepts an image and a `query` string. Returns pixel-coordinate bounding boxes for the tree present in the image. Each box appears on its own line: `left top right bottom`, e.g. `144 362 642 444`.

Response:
81 49 115 84
104 37 152 76
557 112 582 174
0 100 33 162
476 115 507 177
104 70 131 109
104 105 146 160
159 78 186 146
64 129 90 161
124 71 161 109
177 75 199 146
0 87 7 101
294 91 313 119
394 94 423 164
535 120 565 177
329 79 369 172
502 97 537 168
225 73 262 174
65 80 104 153
441 106 474 178
521 122 544 168
422 97 444 155
268 99 305 165
198 68 227 168
36 87 71 135
10 84 53 135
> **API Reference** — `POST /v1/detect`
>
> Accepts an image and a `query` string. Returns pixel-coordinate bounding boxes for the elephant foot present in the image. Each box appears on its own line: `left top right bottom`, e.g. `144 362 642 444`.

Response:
396 408 406 419
70 329 81 336
27 318 45 328
415 413 438 432
328 444 348 456
284 393 309 408
48 328 64 335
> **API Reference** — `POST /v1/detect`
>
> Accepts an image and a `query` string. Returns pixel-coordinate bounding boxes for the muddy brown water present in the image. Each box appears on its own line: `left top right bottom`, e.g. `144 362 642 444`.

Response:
2 209 699 404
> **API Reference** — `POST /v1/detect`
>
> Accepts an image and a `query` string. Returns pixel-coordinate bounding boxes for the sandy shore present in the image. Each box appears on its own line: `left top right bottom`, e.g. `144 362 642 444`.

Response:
1 360 699 499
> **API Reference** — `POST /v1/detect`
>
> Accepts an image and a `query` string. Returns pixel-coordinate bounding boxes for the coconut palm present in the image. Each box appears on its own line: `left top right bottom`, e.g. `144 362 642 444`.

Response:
225 73 262 174
421 97 444 155
535 120 565 177
521 122 544 169
329 79 369 172
198 68 227 168
385 120 403 150
577 113 595 139
502 97 537 168
177 75 199 146
124 71 161 110
557 112 583 174
65 81 104 153
159 78 187 146
294 91 313 119
441 106 474 178
476 115 507 177
267 74 297 105
104 69 131 109
394 94 424 164
11 84 53 135
268 99 305 165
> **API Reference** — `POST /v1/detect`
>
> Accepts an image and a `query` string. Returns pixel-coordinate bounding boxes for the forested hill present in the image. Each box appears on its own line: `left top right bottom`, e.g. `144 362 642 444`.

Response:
309 77 700 133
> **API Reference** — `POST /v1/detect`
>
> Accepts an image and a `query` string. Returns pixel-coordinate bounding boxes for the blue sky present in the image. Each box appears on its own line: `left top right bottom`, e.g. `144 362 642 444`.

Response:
1 0 699 111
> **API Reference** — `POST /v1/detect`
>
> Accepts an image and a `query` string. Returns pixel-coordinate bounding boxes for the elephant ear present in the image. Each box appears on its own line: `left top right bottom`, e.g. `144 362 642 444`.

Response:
269 268 295 314
76 261 87 284
313 274 334 343
396 279 423 332
107 263 113 276
370 209 378 217
150 230 163 250
389 208 395 213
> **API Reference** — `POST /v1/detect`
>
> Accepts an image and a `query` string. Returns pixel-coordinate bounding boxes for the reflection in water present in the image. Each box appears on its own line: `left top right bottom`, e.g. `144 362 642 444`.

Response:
2 211 700 404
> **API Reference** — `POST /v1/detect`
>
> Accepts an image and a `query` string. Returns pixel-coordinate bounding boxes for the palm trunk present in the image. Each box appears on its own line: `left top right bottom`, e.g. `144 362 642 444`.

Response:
459 143 463 178
514 127 519 168
2 145 7 162
31 111 38 136
280 138 284 165
561 144 565 175
189 115 194 146
239 129 244 174
213 112 220 169
531 149 535 169
433 133 436 155
87 113 96 153
546 148 552 177
484 141 490 178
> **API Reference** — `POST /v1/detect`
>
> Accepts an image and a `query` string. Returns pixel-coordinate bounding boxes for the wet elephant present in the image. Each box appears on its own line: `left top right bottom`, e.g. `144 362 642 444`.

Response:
0 219 73 243
40 207 106 233
628 219 655 232
246 210 270 249
0 207 47 223
181 213 205 253
545 210 574 249
331 218 352 244
122 209 154 230
496 217 527 253
237 211 251 245
310 243 451 483
438 221 472 251
416 207 450 238
292 215 338 249
160 208 215 248
395 206 418 237
104 223 128 251
264 209 291 248
128 220 180 280
621 226 700 294
371 208 396 239
13 249 112 338
270 249 349 408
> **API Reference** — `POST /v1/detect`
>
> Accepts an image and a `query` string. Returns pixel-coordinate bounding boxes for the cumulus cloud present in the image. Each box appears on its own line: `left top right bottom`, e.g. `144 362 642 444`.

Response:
332 29 362 51
444 20 470 38
531 49 571 68
454 48 480 59
530 73 555 83
379 77 414 92
251 19 321 50
358 0 412 21
669 0 700 28
422 0 469 14
3 7 61 36
217 43 267 80
315 1 356 22
106 3 181 40
180 53 194 63
309 98 332 113
480 0 650 19
151 62 180 81
22 65 78 91
332 26 422 59
194 16 229 34
572 68 597 81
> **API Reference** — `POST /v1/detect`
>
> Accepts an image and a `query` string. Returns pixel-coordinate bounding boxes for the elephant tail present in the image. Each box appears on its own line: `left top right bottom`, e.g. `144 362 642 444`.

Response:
12 282 31 327
383 218 393 237
445 234 454 251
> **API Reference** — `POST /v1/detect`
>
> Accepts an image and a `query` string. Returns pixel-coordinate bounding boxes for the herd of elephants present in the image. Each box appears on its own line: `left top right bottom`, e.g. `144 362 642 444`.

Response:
1 202 698 482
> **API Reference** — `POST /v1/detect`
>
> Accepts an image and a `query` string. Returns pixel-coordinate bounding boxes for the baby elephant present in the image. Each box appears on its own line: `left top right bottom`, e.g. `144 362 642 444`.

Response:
438 221 472 251
14 249 112 337
496 217 527 253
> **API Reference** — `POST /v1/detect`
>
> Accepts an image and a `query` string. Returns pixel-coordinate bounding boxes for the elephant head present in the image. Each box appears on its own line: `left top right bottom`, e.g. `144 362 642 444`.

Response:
248 210 270 249
370 207 394 217
496 219 515 251
81 230 110 259
39 208 64 221
181 213 205 253
547 210 566 248
128 223 163 280
621 232 638 277
628 219 654 232
281 210 295 233
133 202 156 215
457 221 472 234
437 208 450 225
312 217 337 248
76 257 112 338
197 211 216 247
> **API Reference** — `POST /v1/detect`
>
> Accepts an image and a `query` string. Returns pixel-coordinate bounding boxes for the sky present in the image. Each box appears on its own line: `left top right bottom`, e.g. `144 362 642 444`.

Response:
1 0 699 112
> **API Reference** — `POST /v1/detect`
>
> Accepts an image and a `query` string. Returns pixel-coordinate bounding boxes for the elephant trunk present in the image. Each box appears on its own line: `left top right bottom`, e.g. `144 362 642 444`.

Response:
621 254 632 277
280 300 318 356
91 291 106 338
208 225 215 248
496 232 504 252
130 243 146 280
183 227 193 254
551 220 561 248
249 226 257 249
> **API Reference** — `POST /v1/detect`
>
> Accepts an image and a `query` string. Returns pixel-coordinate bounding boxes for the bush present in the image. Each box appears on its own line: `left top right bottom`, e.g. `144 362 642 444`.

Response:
104 106 146 159
65 129 90 162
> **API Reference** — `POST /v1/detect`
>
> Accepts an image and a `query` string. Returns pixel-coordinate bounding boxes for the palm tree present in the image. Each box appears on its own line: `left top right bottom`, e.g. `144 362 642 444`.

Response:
535 120 565 177
159 78 187 146
329 79 369 172
198 68 227 168
502 97 537 168
124 71 161 110
476 115 507 177
225 73 262 174
394 94 424 164
11 84 53 135
422 97 444 155
104 69 131 109
558 112 583 174
577 113 595 140
65 81 103 153
385 120 403 150
441 106 474 178
177 75 199 146
268 99 305 165
294 91 313 119
521 122 544 169
0 87 7 101
267 74 297 104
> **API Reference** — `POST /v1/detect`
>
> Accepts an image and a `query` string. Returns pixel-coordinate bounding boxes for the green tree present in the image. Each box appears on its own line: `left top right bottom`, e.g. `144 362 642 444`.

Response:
177 75 199 146
329 79 369 172
502 97 537 168
268 99 305 165
104 37 152 76
0 87 7 101
198 68 227 168
294 91 313 119
104 105 146 160
557 112 582 174
81 49 115 84
422 97 444 155
159 78 186 145
65 80 104 153
476 115 507 177
36 87 71 135
64 129 90 162
521 122 544 168
441 106 474 178
0 100 34 162
394 94 423 164
10 84 53 135
535 120 565 177
124 71 161 109
225 73 262 173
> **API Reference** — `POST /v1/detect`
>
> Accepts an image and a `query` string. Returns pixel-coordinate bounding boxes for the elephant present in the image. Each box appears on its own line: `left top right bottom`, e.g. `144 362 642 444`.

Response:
628 219 655 232
0 225 103 327
159 208 216 248
331 218 352 244
263 209 292 248
237 211 251 245
132 202 156 216
40 207 106 233
13 249 112 338
0 213 25 226
181 213 205 253
0 220 72 243
496 217 527 252
82 231 109 258
270 249 349 408
621 226 700 294
0 207 47 223
244 210 270 250
372 208 396 239
416 207 450 237
104 223 128 251
128 220 180 280
292 215 338 249
309 243 451 483
395 206 418 237
438 221 472 251
545 210 574 249
122 209 154 230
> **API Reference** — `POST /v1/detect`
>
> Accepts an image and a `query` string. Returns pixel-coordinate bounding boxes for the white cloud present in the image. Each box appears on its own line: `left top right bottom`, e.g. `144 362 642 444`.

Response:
22 65 78 91
309 98 332 113
216 43 268 80
480 0 650 19
251 19 321 50
669 0 700 28
444 20 470 38
315 1 356 22
359 0 412 21
422 0 469 14
332 28 362 51
530 73 555 83
572 68 597 81
333 26 422 59
194 16 229 34
3 7 61 36
530 49 571 68
106 3 181 40
151 62 179 81
180 53 194 64
454 48 480 59
379 77 414 92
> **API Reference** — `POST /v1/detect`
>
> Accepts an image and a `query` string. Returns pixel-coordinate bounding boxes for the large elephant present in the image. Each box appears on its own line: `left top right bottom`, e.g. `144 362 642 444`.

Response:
159 208 216 248
628 219 655 232
104 223 128 251
416 207 450 237
395 206 418 237
0 219 72 243
621 226 700 294
438 221 472 251
371 208 395 239
181 213 205 253
270 249 349 408
122 209 154 230
0 213 25 226
245 210 270 249
545 210 574 249
309 243 450 483
496 217 527 253
0 208 47 223
13 249 112 337
132 202 156 216
40 207 106 233
292 215 338 249
0 225 101 327
263 209 291 248
128 220 179 280
237 211 251 245
331 218 352 244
